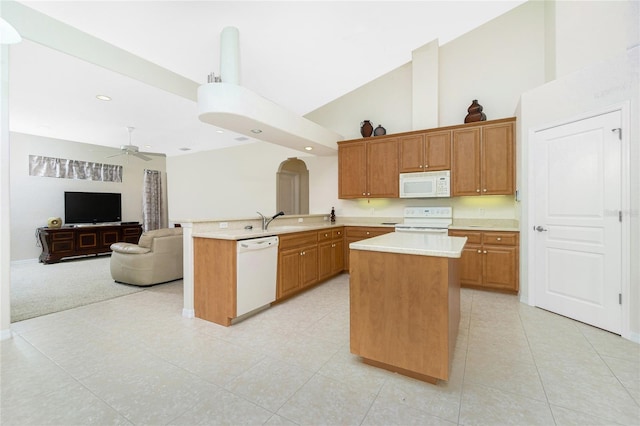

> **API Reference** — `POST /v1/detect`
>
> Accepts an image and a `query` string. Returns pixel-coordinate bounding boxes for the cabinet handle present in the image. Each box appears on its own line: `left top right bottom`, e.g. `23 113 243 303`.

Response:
483 189 487 192
419 165 423 168
477 250 481 253
366 232 370 235
324 233 328 237
367 192 371 196
496 237 502 241
301 251 305 256
424 164 428 168
483 250 487 254
476 189 480 193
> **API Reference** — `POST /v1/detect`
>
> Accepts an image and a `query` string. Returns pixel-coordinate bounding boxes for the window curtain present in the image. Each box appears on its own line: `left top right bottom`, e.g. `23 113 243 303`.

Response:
142 169 165 232
29 155 122 182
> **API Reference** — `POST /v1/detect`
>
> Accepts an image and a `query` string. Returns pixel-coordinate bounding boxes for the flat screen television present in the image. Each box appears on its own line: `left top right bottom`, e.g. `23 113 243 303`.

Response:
64 191 122 224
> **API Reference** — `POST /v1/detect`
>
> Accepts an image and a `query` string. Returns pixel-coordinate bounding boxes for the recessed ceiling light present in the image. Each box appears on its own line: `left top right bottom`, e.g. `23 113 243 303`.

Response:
304 146 313 151
179 147 192 151
250 129 262 134
144 145 152 148
96 95 111 101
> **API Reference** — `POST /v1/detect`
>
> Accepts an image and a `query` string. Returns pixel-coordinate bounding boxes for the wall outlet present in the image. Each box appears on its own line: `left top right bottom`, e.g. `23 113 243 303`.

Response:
298 218 304 223
219 222 228 228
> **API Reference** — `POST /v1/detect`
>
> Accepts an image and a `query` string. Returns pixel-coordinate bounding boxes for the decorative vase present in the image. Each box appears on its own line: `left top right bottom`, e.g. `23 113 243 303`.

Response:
464 100 487 123
360 120 374 137
374 125 386 136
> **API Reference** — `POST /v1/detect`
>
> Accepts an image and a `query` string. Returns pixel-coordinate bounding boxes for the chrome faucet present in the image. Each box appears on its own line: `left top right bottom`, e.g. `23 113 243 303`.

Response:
257 211 285 230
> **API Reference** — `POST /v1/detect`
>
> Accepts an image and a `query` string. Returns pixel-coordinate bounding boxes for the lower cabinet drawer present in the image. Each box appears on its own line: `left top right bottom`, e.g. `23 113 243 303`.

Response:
279 231 318 250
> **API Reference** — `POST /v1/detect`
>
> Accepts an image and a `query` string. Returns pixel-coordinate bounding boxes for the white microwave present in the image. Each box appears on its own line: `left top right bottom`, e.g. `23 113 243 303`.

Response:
399 171 450 198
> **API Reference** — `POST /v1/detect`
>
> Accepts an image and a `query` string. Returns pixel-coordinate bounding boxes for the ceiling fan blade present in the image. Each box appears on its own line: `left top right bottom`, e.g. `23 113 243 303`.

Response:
133 152 153 161
106 152 125 158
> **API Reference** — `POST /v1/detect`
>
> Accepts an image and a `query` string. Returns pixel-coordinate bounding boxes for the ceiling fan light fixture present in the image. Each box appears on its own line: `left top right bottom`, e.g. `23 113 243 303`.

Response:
96 94 111 101
305 146 313 151
250 129 262 134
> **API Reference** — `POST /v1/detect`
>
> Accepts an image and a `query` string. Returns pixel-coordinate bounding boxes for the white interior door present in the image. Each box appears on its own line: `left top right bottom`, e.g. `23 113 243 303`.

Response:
533 110 622 333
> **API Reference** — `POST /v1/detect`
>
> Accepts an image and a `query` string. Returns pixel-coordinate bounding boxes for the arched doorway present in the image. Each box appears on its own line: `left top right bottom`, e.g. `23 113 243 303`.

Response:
277 158 309 215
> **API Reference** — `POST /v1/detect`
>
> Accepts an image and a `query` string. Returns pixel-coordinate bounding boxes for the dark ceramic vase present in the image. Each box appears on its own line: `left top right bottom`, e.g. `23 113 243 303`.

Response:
464 100 487 123
360 120 373 137
374 125 386 136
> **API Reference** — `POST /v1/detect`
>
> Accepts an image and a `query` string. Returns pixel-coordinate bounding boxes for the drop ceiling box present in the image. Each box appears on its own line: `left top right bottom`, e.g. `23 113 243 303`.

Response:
198 82 342 156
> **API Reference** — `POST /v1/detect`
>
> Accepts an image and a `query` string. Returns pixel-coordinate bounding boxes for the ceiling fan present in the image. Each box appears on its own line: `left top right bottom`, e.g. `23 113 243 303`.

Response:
107 127 165 161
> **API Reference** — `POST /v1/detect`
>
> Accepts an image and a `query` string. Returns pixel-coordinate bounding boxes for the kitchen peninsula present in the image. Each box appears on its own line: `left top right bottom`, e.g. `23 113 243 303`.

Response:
349 232 467 383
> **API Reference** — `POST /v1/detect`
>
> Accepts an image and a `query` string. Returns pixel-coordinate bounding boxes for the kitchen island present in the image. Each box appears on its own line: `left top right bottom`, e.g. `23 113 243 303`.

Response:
349 232 467 384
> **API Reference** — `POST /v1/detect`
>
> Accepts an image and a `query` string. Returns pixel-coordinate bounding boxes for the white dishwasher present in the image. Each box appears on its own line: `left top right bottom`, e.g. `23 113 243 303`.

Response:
236 235 279 317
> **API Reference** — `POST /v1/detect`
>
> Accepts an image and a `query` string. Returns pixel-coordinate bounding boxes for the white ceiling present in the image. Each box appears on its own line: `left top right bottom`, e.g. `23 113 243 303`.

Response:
8 1 526 157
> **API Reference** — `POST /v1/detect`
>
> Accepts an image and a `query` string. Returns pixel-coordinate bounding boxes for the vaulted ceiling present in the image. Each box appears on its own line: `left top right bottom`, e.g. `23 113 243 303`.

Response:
7 1 526 157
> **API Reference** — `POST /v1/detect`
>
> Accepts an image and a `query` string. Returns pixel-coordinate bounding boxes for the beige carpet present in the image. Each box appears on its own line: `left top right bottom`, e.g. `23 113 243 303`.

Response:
10 255 144 322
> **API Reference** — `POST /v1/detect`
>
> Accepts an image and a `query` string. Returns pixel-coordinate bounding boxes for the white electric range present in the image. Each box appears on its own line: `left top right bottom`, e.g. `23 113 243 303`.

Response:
394 207 452 235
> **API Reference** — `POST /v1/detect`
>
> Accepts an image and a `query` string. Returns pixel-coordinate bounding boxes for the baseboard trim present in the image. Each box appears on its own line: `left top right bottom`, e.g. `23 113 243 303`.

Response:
10 258 39 266
0 328 13 341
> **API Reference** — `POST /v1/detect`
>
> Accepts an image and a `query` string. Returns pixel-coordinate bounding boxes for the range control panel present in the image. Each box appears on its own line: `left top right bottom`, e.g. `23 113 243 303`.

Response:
403 207 452 219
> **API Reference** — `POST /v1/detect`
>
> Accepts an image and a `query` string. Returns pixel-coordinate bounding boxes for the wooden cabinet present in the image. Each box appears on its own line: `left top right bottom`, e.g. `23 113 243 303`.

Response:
350 248 460 383
318 228 344 280
344 226 395 271
338 137 399 199
399 131 451 172
448 229 519 293
194 237 236 326
452 119 515 196
277 231 319 299
37 224 143 263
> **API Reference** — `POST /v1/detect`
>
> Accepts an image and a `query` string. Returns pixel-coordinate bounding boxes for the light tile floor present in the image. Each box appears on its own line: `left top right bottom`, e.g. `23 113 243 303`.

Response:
2 273 639 425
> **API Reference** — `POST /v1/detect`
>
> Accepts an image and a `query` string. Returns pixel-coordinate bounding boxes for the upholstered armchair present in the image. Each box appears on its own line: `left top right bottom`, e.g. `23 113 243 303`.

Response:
110 227 183 286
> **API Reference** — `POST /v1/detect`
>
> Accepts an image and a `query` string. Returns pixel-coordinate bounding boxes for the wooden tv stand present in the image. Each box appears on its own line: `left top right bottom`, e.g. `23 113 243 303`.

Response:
37 224 143 264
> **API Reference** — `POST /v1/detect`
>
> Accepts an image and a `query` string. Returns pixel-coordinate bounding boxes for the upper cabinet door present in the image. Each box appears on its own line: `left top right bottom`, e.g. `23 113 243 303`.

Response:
452 127 482 196
398 134 425 172
367 138 399 198
481 122 515 195
424 130 451 171
338 141 367 198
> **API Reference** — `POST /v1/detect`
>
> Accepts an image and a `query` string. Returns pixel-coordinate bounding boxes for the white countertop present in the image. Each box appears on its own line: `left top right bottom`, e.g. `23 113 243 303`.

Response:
450 219 519 232
350 233 467 258
193 223 353 240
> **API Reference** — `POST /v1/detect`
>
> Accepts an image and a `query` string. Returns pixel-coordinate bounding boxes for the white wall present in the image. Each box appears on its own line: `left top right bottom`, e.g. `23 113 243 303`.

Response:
438 0 546 126
10 132 166 261
166 141 317 221
553 0 634 79
304 63 413 142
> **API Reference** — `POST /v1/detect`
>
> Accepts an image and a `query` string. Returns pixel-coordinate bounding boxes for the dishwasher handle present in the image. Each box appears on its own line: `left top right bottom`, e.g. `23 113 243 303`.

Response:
238 236 279 252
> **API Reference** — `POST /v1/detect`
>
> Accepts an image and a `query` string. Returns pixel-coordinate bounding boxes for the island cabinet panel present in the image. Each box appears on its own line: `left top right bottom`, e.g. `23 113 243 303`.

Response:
399 131 451 172
451 119 515 196
194 237 237 326
344 226 394 271
350 249 460 383
448 230 519 293
338 138 398 199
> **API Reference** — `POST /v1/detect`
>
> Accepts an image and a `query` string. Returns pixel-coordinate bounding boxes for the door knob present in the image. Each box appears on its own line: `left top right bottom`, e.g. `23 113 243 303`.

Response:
535 226 548 232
